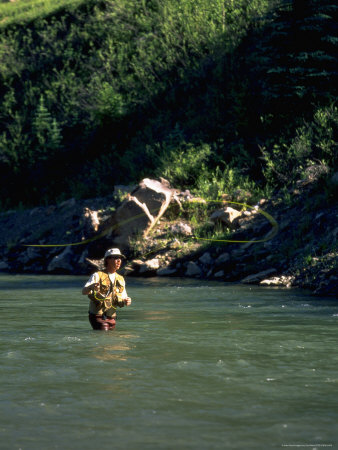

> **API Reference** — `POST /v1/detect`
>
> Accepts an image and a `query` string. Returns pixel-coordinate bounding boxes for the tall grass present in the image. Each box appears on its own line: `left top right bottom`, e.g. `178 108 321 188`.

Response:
0 0 85 28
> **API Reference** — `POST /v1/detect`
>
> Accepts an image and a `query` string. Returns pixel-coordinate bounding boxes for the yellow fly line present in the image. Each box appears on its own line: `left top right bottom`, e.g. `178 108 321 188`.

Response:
22 199 278 248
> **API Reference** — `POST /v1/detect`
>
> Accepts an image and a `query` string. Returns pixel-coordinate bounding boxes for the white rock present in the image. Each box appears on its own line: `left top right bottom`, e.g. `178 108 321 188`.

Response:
209 207 242 228
139 258 160 273
170 222 192 236
260 277 283 286
260 276 294 288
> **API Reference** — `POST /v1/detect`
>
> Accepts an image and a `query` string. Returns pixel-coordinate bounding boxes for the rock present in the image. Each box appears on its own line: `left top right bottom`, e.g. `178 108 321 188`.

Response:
314 277 338 297
112 178 175 250
21 247 43 265
241 239 258 250
131 259 144 267
215 252 230 264
170 222 192 236
47 247 74 273
0 261 9 271
241 268 277 284
260 276 294 287
78 250 95 272
297 164 330 187
303 164 329 182
157 267 177 276
330 171 338 186
233 189 252 202
46 205 56 215
185 261 202 277
139 258 160 274
159 177 171 188
132 178 174 221
82 207 100 236
59 198 76 209
209 207 242 229
120 265 134 276
113 196 154 249
85 258 104 270
214 270 224 278
199 252 213 265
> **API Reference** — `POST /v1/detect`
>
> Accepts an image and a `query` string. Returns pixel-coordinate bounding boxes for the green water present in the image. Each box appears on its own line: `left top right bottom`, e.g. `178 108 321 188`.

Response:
0 274 337 450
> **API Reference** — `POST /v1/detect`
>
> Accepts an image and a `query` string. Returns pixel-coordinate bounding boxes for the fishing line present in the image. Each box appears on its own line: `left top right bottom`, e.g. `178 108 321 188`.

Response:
22 199 278 249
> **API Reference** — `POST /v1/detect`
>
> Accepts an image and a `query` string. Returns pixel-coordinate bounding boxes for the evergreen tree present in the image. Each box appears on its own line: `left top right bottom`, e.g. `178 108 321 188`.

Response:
32 95 62 162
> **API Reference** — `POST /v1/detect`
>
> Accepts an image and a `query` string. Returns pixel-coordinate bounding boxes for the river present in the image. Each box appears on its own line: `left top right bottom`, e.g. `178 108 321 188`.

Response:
0 274 337 449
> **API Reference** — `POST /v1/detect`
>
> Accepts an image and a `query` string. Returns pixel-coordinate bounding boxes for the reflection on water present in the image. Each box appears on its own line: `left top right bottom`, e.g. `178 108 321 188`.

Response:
90 333 138 361
0 274 337 450
144 311 173 320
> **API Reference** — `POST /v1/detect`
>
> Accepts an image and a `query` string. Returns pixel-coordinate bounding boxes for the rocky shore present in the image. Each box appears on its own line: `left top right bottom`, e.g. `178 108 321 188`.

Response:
1 177 337 297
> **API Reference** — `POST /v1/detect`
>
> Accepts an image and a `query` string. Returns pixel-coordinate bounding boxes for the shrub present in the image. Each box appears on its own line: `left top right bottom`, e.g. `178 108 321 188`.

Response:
261 104 338 187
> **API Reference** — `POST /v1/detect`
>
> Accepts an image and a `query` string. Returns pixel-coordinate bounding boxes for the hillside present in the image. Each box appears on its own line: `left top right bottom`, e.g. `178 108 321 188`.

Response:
0 0 337 291
0 0 336 205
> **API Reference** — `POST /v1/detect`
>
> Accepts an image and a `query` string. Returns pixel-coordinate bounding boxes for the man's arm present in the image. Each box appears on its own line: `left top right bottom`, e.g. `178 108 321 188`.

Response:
82 273 99 295
82 283 99 295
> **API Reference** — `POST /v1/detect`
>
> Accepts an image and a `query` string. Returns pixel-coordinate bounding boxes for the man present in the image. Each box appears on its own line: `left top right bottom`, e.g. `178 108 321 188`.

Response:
82 248 132 330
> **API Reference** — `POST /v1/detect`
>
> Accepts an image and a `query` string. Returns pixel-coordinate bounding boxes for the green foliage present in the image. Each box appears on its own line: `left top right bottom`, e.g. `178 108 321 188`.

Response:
0 0 86 28
32 96 62 162
69 153 115 199
262 104 338 187
195 166 260 201
159 142 212 189
0 0 336 207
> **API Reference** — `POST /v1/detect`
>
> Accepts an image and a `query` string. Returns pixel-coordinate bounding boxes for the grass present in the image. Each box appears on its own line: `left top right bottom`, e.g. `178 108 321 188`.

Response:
0 0 86 28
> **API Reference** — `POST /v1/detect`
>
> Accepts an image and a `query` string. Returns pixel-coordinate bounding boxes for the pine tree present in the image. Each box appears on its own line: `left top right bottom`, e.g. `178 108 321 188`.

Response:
32 95 62 162
239 0 338 118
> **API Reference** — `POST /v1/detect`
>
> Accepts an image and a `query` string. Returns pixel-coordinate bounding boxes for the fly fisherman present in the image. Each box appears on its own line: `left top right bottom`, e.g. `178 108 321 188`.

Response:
82 248 132 330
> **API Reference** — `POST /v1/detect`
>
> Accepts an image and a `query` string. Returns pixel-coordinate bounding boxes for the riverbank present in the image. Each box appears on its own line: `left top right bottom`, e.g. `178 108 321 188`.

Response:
1 177 337 297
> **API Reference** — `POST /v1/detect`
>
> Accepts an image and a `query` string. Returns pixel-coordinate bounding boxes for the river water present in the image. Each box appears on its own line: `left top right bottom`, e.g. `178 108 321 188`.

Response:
0 274 337 450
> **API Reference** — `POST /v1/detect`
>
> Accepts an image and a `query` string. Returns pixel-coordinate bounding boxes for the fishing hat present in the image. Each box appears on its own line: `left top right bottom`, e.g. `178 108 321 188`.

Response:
104 248 126 259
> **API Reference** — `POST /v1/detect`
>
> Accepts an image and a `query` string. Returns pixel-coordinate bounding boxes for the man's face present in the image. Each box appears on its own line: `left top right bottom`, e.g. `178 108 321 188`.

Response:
106 256 122 272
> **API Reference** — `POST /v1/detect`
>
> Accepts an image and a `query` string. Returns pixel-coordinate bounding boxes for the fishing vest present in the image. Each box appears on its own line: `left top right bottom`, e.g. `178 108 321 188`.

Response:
88 271 125 316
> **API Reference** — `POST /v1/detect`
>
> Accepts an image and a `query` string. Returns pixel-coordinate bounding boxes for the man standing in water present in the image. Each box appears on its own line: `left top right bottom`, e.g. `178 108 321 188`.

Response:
82 248 132 330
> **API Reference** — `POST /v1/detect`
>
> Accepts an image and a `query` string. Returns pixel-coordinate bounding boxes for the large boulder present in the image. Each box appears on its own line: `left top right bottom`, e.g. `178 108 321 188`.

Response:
131 178 174 222
47 246 74 273
111 178 175 250
113 195 154 249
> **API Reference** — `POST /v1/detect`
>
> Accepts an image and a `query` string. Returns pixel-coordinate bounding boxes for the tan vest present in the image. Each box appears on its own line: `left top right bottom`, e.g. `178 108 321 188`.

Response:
88 271 125 316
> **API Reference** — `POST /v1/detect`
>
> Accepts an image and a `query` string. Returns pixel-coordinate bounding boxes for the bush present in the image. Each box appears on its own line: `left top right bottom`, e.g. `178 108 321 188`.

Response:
196 165 264 203
261 104 338 187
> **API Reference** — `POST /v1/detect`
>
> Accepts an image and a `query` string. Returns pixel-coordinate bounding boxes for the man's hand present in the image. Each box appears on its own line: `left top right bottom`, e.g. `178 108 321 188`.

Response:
91 283 100 292
82 283 100 295
124 297 132 306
